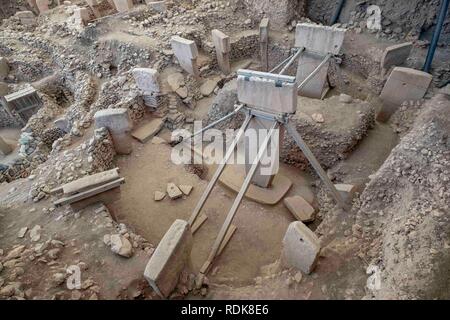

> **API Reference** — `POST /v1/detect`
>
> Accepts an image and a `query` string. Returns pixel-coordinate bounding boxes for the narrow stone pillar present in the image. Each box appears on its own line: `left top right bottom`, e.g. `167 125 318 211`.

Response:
0 136 13 156
259 18 269 72
170 36 200 79
212 29 231 75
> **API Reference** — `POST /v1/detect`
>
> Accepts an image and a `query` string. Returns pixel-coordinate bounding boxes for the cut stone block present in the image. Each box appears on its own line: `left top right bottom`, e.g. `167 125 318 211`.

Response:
131 118 164 143
170 36 199 77
0 57 9 80
200 79 218 97
295 23 346 55
146 1 166 12
113 0 133 12
284 195 315 222
281 221 321 274
178 185 192 196
212 29 231 75
69 186 121 212
167 183 182 199
380 42 412 71
94 108 133 154
15 11 37 26
132 68 160 93
237 69 297 114
144 219 193 298
62 168 120 195
335 183 357 202
0 136 13 156
378 67 432 122
154 191 166 201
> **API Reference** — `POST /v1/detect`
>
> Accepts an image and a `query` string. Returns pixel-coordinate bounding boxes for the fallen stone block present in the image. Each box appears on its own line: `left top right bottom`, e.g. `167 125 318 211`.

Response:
378 67 432 122
335 183 357 202
131 118 164 143
154 191 166 201
109 234 133 258
170 36 199 78
132 68 160 93
94 108 133 154
281 221 320 274
380 42 413 71
167 183 183 200
144 219 193 298
15 10 37 26
283 195 315 222
200 79 218 97
178 185 193 196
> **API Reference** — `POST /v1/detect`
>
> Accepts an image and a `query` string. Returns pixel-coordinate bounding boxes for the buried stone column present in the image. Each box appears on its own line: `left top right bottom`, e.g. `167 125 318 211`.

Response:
94 108 133 155
212 29 231 75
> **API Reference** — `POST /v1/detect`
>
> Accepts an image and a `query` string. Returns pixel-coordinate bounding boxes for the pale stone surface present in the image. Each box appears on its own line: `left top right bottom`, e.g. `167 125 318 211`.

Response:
170 36 199 77
0 136 13 156
30 225 42 242
281 221 320 274
212 29 231 75
167 183 182 199
335 183 357 202
295 23 346 55
167 72 185 91
237 70 297 114
94 108 133 154
0 57 9 80
113 0 133 12
154 191 166 201
18 227 28 238
283 195 315 222
110 234 133 258
200 79 218 96
378 67 432 121
36 0 49 13
339 93 353 103
62 168 120 195
144 219 193 298
259 18 269 71
146 1 166 12
380 42 412 70
178 185 193 196
131 118 164 143
73 7 90 25
132 68 160 93
296 52 330 99
54 117 70 132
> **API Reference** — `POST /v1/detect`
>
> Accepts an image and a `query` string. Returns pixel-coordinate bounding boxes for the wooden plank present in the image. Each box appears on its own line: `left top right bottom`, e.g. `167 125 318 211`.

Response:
191 214 208 234
217 224 237 256
54 178 125 207
62 168 120 195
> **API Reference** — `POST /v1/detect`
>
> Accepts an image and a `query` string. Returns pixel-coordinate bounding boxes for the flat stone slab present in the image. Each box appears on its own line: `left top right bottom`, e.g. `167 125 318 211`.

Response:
94 108 132 132
380 42 412 71
132 68 160 93
281 221 321 274
131 118 164 143
295 23 346 55
170 36 199 76
62 168 120 195
283 195 316 222
378 67 432 121
219 164 292 205
144 219 193 298
167 183 183 200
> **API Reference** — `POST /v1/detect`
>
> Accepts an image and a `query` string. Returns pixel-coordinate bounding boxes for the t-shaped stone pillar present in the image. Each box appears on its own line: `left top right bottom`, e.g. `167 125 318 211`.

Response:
132 68 163 110
212 29 231 75
94 108 133 155
170 36 200 79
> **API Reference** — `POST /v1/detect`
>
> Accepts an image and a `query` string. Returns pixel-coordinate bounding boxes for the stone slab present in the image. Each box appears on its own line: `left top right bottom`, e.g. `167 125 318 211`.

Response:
132 68 160 93
219 164 292 205
283 195 315 222
144 219 193 298
62 168 120 195
237 69 297 114
378 67 432 121
69 186 121 212
296 51 330 99
0 57 9 80
73 7 90 25
131 118 164 143
146 0 166 12
212 29 231 54
94 108 133 154
295 23 346 55
113 0 133 12
170 36 199 77
281 221 321 274
36 0 49 13
0 136 13 156
380 42 413 71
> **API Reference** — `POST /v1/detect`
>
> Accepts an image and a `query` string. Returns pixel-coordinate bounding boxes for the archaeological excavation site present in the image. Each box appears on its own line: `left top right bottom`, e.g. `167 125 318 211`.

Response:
0 0 449 305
